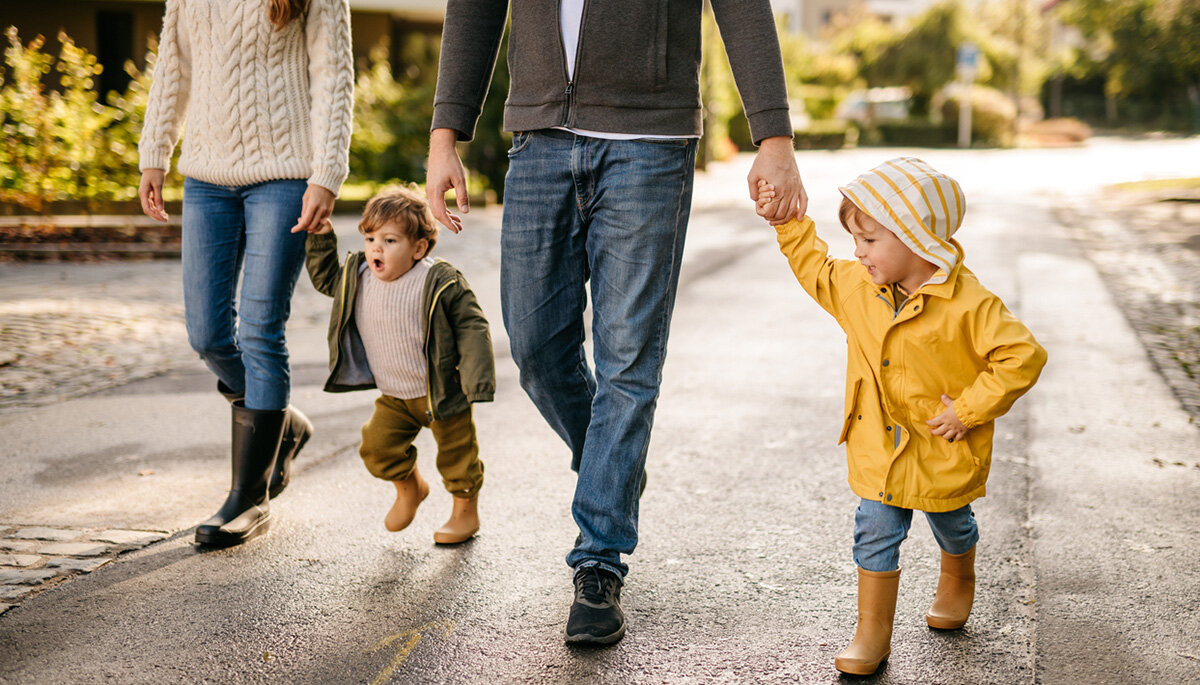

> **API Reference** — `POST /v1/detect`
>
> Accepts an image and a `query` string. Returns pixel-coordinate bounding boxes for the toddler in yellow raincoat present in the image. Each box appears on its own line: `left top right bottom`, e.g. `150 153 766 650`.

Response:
758 157 1047 676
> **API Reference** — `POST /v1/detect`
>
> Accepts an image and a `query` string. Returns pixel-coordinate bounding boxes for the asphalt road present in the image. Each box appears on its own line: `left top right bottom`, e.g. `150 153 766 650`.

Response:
2 140 1199 683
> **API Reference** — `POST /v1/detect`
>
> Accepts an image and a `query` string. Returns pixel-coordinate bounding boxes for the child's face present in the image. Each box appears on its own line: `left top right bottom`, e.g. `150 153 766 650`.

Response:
848 212 936 292
363 221 428 282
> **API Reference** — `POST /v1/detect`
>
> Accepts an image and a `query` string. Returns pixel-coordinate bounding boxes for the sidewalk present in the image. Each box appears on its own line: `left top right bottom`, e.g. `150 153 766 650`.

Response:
2 141 1199 682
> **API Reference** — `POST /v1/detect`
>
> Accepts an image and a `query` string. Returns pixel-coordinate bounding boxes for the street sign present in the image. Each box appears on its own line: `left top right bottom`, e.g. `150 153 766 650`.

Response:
956 42 978 148
956 42 979 80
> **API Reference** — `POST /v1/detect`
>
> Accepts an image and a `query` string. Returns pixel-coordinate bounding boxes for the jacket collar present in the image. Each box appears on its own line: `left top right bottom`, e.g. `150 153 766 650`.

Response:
857 238 965 300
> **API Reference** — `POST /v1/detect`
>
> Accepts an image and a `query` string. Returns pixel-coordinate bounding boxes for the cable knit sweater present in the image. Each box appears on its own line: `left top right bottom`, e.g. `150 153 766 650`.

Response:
139 0 354 194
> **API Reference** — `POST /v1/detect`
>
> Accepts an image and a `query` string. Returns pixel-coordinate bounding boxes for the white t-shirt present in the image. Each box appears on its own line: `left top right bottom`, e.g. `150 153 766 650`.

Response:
557 0 694 141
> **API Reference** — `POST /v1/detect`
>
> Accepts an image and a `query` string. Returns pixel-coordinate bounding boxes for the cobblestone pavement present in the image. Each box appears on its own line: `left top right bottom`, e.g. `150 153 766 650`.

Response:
0 525 169 615
0 260 193 412
0 217 361 611
0 261 196 610
1056 193 1200 427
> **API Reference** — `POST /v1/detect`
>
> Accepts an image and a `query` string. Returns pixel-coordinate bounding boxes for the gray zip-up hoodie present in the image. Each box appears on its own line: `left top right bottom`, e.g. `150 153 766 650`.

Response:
432 0 792 144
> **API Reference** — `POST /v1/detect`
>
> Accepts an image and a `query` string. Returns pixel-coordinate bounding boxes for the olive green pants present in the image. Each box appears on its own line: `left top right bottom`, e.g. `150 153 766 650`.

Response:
359 394 484 498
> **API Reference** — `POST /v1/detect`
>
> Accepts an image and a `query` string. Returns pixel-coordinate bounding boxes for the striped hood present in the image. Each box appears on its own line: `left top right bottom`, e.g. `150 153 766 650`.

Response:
838 157 966 285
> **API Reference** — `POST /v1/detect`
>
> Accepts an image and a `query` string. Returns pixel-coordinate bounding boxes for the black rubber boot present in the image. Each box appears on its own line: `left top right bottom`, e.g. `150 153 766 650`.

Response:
195 402 285 548
268 405 313 499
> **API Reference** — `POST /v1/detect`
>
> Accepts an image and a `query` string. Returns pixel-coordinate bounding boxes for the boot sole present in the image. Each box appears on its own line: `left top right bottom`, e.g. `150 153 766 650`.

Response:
926 615 968 630
195 515 272 548
565 623 626 646
834 654 887 676
433 527 479 545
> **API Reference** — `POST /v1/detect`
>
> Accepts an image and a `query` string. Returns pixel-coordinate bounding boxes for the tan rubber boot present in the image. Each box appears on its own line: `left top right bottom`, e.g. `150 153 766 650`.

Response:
433 495 480 544
835 567 901 676
926 546 976 630
384 467 429 532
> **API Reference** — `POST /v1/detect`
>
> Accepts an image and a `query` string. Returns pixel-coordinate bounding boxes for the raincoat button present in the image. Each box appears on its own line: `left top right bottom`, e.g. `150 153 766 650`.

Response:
886 494 893 502
857 415 862 420
886 425 892 431
878 492 884 498
914 305 920 311
882 359 890 366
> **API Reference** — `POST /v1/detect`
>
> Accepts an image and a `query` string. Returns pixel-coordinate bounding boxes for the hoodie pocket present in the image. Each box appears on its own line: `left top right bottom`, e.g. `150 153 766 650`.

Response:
578 0 668 94
839 378 862 445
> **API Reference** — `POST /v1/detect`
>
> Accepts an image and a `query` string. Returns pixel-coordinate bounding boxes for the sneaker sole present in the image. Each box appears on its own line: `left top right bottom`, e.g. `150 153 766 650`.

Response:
564 623 626 645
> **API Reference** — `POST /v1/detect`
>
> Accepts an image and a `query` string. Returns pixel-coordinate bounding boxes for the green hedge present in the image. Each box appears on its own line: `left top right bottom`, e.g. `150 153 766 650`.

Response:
0 28 157 211
1 27 501 212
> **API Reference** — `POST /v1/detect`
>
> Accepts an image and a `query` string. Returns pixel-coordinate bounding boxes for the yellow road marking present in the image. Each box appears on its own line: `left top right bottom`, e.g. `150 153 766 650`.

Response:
366 618 455 685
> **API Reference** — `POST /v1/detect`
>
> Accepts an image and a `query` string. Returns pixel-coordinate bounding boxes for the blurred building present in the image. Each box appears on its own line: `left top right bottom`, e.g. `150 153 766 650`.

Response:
0 0 445 95
771 0 942 37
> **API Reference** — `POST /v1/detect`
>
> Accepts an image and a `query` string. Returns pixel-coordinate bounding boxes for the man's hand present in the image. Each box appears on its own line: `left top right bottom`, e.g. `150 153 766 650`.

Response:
138 169 169 223
747 136 806 225
926 394 968 443
426 128 468 234
290 184 337 234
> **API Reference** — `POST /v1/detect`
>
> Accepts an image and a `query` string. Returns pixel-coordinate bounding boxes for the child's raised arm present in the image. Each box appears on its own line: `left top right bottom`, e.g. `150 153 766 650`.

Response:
304 228 343 298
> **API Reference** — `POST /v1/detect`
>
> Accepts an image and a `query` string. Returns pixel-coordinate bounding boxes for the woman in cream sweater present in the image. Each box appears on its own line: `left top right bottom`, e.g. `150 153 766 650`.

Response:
138 0 354 548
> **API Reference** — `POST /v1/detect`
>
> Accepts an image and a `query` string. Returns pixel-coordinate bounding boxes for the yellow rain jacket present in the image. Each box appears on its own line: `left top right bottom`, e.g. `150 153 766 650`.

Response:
776 215 1047 512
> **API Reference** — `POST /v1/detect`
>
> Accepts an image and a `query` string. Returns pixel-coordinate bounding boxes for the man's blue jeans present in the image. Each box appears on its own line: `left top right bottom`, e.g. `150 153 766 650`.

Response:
181 177 308 411
853 498 980 573
501 130 697 578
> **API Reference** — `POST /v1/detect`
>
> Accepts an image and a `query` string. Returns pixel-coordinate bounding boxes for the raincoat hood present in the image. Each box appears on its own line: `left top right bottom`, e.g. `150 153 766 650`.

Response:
839 157 966 285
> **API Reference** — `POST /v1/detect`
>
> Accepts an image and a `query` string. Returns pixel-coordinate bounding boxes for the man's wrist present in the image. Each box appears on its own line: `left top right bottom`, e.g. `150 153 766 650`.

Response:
758 136 793 150
430 128 459 148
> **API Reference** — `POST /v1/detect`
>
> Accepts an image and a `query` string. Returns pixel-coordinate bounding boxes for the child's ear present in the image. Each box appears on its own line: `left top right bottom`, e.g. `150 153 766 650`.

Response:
414 238 430 259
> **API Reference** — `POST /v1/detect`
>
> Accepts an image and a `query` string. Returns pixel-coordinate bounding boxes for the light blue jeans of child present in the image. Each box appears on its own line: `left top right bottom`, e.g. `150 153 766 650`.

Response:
500 129 697 579
853 498 979 573
181 177 308 411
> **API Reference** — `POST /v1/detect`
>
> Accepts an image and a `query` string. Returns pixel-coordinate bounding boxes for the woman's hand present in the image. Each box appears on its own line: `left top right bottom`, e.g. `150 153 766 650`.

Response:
291 184 337 233
138 169 169 222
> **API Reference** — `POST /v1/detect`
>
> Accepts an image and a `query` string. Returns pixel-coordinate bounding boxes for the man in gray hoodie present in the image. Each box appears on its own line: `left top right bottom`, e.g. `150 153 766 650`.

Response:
426 0 807 645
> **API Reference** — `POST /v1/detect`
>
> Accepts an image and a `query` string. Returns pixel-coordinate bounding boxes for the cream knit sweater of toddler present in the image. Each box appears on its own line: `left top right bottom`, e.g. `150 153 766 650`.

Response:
139 0 353 194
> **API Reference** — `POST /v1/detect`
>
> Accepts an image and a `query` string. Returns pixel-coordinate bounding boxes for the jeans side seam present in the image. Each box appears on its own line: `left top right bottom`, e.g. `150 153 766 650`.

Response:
627 142 692 517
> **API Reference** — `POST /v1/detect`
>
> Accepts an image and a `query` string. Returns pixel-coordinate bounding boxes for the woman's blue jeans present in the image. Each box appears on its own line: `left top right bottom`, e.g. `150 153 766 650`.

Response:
181 177 308 411
853 498 980 573
500 130 697 578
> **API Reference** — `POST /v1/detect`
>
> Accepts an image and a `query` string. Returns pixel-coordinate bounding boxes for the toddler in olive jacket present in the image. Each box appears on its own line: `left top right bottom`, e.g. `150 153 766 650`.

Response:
305 185 494 544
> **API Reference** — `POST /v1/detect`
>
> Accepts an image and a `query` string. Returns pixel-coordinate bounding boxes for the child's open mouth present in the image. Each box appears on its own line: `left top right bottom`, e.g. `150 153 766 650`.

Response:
372 258 384 270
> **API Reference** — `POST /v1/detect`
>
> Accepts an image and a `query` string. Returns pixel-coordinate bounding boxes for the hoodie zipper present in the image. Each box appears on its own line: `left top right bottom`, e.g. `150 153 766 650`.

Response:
558 0 587 127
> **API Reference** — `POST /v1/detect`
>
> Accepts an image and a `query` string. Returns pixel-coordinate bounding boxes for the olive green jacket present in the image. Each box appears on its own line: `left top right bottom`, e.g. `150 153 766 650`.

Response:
304 232 495 420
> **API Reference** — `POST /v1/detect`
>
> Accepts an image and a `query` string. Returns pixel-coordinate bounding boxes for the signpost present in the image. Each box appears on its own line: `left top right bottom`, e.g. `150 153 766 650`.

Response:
956 42 979 148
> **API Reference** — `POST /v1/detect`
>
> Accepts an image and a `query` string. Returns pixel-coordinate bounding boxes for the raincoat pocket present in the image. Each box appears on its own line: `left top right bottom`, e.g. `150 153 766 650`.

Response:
838 378 862 445
957 437 981 468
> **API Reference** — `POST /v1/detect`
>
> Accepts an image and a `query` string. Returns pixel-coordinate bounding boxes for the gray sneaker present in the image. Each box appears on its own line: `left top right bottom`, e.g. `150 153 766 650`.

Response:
565 566 626 645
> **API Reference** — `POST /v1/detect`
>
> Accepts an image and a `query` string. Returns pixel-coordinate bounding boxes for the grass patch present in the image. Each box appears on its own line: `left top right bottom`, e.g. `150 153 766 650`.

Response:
1105 177 1200 194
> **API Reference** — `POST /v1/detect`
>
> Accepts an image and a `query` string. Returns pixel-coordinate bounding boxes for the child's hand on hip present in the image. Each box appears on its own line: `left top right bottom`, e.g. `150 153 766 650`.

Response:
926 394 968 442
